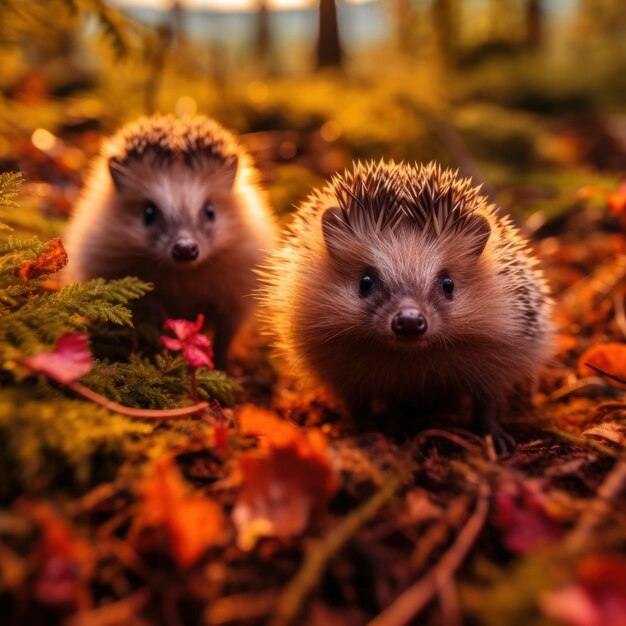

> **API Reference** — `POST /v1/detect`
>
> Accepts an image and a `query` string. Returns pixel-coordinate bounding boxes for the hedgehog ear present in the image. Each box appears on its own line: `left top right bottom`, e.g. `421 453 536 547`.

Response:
466 213 491 259
322 206 349 262
222 154 238 187
108 156 129 191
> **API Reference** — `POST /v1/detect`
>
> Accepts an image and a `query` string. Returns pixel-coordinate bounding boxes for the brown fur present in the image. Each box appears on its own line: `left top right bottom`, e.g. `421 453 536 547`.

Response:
63 114 277 368
260 161 552 443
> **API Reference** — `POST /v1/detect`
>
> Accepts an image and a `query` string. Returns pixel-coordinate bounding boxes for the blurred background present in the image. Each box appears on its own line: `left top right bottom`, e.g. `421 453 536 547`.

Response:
1 0 626 237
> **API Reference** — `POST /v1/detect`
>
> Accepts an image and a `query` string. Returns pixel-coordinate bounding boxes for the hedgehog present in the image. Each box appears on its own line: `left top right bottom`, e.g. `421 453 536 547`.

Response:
260 161 552 449
63 114 277 369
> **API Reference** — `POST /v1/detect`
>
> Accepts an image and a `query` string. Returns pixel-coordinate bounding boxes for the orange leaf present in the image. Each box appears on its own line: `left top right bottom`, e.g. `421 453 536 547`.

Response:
579 343 626 387
17 237 68 281
607 183 626 215
233 406 337 549
136 457 227 567
237 404 303 449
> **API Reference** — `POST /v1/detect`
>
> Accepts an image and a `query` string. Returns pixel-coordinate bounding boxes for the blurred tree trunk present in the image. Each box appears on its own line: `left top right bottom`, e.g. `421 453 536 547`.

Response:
316 0 343 70
431 0 456 65
524 0 542 48
169 0 185 45
393 0 418 55
256 0 272 75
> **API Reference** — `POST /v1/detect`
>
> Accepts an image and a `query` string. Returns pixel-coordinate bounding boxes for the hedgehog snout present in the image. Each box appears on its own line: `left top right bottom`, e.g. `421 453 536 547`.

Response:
391 308 428 338
171 238 199 262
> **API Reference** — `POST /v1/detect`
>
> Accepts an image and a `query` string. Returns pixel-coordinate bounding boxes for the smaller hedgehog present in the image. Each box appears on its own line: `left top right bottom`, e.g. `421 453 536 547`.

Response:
64 114 277 369
260 161 552 449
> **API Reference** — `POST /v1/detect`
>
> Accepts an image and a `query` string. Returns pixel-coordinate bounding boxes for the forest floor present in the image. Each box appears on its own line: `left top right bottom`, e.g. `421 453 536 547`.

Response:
1 85 626 626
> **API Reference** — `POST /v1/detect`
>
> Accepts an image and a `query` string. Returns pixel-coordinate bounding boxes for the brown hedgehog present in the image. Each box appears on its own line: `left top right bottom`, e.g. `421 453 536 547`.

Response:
260 161 552 449
63 114 277 369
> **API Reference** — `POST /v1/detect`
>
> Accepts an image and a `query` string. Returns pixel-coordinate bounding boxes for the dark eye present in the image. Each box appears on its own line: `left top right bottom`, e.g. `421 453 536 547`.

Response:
359 271 376 297
441 275 455 299
143 203 158 226
204 202 216 221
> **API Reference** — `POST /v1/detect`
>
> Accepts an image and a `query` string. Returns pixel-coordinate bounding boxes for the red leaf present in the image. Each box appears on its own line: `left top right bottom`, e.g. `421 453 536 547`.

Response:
23 502 94 607
233 406 337 549
21 333 93 384
542 555 626 626
135 457 227 568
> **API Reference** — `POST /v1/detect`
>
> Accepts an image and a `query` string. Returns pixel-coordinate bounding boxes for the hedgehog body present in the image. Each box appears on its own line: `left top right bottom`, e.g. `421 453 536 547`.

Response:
260 161 552 447
64 114 277 368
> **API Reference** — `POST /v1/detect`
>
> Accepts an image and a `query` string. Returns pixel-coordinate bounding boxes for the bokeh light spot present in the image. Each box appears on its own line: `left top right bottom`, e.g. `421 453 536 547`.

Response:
320 120 341 142
175 95 198 117
31 128 57 152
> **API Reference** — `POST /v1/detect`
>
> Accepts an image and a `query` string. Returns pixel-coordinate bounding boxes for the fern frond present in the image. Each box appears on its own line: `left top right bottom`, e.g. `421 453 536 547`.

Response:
0 172 23 209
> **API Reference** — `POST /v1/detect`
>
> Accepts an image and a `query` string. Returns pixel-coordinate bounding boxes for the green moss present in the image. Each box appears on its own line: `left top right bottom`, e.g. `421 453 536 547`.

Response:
0 386 153 498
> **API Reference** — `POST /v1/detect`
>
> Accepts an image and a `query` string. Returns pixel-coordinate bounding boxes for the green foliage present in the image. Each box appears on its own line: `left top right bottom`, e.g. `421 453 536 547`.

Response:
0 275 152 365
0 174 240 496
461 555 567 626
0 171 22 212
83 356 240 410
0 0 147 58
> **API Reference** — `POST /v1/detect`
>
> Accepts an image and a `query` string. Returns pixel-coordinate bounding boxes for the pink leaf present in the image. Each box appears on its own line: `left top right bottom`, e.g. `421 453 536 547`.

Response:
161 314 213 370
22 333 93 384
493 483 562 554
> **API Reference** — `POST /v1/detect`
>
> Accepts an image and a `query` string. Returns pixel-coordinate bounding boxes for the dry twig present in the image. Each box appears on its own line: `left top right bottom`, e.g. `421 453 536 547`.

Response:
367 481 490 626
564 457 626 553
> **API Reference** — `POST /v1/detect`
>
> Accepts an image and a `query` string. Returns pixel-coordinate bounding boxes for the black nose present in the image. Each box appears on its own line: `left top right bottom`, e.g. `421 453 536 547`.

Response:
391 309 428 337
171 239 199 262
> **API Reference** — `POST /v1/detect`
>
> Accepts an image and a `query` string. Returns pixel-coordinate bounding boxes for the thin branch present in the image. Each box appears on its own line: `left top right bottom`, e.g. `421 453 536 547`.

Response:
564 457 626 554
417 428 485 456
584 362 626 385
268 473 405 626
205 591 279 625
549 375 609 401
367 482 490 626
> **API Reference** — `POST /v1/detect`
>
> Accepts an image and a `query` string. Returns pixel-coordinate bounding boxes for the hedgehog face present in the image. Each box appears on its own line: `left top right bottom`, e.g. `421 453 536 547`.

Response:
106 154 239 269
320 212 491 353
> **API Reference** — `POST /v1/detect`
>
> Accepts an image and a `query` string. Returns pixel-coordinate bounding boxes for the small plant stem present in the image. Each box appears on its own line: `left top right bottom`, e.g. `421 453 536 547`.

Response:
268 473 405 626
68 381 209 420
190 366 199 403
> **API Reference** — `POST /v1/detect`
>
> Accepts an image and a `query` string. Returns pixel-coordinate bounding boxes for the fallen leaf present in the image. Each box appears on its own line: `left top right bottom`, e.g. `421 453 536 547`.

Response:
583 422 626 445
493 483 562 554
135 457 227 568
22 502 94 607
405 489 443 523
541 554 626 626
579 343 626 387
607 182 626 216
16 237 68 281
238 404 306 449
233 406 337 550
21 332 93 384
